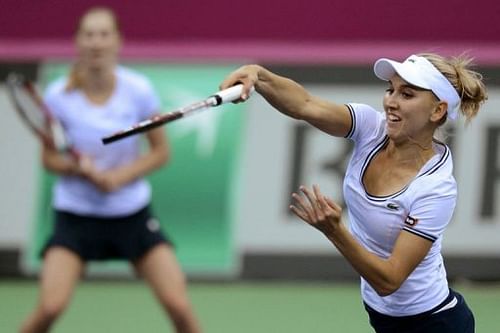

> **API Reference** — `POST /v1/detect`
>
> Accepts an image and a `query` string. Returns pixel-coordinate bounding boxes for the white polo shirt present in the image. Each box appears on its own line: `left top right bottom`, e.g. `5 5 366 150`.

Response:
343 103 456 316
44 67 161 217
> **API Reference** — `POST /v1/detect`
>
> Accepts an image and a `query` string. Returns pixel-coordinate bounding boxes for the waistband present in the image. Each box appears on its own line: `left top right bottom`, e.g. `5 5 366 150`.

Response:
364 289 456 322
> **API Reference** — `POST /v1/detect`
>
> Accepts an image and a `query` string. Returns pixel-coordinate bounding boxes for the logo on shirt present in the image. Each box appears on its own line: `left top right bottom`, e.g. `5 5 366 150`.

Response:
405 215 419 227
386 202 400 211
146 218 161 232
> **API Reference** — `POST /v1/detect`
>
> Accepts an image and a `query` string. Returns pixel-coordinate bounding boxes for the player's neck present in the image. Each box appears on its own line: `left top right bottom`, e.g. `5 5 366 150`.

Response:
80 68 116 105
385 139 435 168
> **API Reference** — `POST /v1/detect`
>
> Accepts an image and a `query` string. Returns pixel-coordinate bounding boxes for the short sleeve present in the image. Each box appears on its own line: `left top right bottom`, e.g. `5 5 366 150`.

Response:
135 78 161 120
345 103 386 147
43 78 67 121
403 177 457 242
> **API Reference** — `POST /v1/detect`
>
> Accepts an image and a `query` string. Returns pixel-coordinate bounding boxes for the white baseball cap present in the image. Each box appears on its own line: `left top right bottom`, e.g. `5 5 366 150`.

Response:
373 54 461 120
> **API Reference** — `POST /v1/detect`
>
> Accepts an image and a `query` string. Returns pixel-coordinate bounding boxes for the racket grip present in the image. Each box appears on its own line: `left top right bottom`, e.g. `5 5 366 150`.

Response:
211 84 254 105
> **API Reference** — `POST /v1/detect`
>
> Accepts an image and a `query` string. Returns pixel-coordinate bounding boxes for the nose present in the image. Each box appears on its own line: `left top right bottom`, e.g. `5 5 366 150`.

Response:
84 32 107 50
384 92 398 110
89 35 105 49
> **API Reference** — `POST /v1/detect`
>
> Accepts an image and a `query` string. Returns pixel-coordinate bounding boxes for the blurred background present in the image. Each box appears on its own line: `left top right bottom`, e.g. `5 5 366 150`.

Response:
1 1 499 332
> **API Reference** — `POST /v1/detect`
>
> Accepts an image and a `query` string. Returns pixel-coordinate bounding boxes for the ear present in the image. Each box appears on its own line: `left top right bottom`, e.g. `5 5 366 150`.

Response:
430 101 448 123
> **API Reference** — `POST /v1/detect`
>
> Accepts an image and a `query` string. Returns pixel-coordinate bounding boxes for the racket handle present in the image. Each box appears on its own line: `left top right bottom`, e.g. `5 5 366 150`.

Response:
211 84 254 106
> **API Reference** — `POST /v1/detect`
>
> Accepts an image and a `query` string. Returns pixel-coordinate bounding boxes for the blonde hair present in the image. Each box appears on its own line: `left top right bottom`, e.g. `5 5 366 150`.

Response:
66 7 120 91
418 52 488 123
77 7 120 35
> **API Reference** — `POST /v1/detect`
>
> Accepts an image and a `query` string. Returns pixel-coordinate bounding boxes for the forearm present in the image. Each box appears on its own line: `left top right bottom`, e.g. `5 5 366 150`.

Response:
325 224 401 296
42 148 81 176
109 146 168 186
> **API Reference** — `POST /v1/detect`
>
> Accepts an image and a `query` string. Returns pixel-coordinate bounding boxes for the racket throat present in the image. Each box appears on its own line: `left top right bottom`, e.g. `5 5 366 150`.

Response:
50 122 71 152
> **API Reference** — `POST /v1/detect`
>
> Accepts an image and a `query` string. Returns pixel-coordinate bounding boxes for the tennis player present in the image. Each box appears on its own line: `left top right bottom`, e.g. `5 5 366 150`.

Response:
220 53 487 332
20 7 201 333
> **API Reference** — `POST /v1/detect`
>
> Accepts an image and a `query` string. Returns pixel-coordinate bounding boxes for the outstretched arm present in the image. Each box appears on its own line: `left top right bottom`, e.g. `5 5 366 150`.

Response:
220 65 353 137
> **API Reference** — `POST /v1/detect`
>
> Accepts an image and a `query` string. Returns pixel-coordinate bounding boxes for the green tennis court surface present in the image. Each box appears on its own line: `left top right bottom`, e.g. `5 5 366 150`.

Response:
1 281 498 332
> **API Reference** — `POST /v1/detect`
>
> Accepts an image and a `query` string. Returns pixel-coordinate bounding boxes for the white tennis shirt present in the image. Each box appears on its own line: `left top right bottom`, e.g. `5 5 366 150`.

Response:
44 67 161 217
343 103 455 316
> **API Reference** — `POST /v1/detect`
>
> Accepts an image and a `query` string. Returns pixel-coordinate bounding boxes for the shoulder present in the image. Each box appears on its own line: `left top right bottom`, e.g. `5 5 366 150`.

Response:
346 103 383 118
44 76 69 100
415 172 456 199
345 103 385 132
420 141 454 185
411 144 457 200
116 66 161 115
345 103 386 144
346 103 380 114
116 66 155 92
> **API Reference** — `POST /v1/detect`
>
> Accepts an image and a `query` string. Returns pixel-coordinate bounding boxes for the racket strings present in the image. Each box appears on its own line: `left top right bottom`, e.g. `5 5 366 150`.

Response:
8 74 72 152
12 86 49 134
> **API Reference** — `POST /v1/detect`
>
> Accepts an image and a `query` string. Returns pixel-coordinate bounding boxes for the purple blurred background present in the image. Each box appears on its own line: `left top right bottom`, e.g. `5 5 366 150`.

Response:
1 0 499 64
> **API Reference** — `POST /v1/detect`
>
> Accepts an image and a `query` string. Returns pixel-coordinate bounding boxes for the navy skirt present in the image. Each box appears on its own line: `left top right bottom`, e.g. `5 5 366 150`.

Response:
364 288 475 333
42 205 172 261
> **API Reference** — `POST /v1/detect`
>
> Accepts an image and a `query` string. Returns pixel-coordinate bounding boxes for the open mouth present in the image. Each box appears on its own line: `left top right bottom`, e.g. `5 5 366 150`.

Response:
387 113 401 122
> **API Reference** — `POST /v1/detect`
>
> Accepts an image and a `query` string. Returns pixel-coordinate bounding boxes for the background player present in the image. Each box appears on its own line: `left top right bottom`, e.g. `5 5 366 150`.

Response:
20 7 201 333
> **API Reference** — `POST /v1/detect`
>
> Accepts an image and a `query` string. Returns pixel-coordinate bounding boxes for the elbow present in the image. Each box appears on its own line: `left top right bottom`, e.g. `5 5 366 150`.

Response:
372 279 403 297
375 286 398 297
369 262 408 297
157 148 169 167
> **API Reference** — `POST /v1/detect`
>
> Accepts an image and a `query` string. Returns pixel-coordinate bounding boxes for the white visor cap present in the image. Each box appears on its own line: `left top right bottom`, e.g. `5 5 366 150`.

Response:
374 54 461 120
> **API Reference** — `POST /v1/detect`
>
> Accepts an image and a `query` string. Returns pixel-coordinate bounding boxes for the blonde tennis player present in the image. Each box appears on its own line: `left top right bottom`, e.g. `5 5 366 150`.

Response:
220 53 487 332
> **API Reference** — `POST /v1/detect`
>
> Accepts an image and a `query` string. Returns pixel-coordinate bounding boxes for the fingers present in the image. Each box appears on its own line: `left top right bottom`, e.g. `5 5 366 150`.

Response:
289 185 322 223
289 185 342 222
312 184 327 210
289 203 309 222
301 185 326 222
219 65 259 101
290 191 313 221
240 84 255 101
325 196 342 211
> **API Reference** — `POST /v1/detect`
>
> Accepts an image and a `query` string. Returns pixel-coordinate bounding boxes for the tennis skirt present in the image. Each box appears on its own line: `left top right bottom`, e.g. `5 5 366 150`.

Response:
364 288 475 333
41 205 173 261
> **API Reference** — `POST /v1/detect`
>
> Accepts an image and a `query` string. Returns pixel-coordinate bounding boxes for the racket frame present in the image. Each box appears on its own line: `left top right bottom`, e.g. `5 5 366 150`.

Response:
6 73 77 158
101 84 248 144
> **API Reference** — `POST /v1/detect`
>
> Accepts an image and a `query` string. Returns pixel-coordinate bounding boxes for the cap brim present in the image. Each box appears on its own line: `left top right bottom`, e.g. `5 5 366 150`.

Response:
373 58 431 90
373 58 398 81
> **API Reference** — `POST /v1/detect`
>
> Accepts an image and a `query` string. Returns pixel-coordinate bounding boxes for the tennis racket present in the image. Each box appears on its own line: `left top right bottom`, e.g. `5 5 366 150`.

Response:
6 73 78 159
101 84 251 144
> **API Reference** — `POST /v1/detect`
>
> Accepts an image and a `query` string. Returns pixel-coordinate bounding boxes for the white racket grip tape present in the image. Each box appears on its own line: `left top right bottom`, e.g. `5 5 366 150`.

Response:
50 121 71 152
211 84 255 105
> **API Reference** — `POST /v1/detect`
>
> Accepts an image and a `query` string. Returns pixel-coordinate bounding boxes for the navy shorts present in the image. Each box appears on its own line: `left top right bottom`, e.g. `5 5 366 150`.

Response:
42 205 173 262
364 289 475 333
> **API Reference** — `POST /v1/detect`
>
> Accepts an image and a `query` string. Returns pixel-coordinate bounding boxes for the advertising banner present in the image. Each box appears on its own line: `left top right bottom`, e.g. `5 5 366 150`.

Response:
25 63 246 276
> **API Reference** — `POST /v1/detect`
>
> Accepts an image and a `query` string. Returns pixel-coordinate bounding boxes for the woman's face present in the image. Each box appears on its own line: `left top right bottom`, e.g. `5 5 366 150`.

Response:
383 74 442 143
76 11 120 71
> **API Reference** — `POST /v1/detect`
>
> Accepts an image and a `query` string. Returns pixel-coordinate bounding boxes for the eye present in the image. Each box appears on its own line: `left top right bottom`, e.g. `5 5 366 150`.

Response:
385 88 394 94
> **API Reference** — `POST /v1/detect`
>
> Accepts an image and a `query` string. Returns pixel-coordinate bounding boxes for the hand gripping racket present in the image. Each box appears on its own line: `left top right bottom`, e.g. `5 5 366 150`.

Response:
101 84 251 144
6 73 78 159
